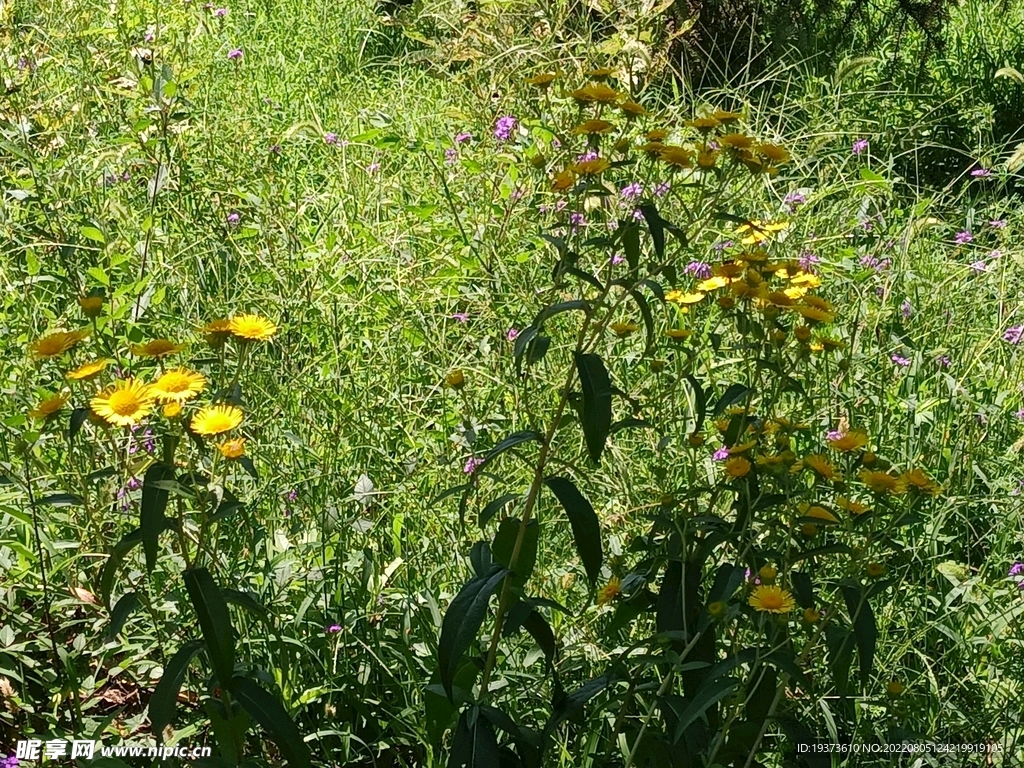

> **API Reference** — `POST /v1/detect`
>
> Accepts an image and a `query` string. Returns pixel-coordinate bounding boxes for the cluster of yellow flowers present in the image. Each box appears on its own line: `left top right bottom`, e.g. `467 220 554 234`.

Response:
27 303 277 459
524 68 789 194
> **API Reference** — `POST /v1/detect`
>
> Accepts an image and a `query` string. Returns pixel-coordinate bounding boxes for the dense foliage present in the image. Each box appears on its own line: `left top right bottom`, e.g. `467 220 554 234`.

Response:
1 0 1023 765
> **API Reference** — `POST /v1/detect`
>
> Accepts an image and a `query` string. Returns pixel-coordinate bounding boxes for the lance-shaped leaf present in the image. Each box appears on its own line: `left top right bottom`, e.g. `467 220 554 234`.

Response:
543 674 614 744
842 584 877 687
543 476 602 587
668 675 741 741
448 707 500 768
229 676 310 767
621 223 641 270
478 431 543 471
479 493 519 529
438 566 509 700
683 375 707 433
141 462 175 573
149 639 204 735
574 352 612 465
183 568 235 686
711 383 751 418
491 518 539 592
106 591 140 641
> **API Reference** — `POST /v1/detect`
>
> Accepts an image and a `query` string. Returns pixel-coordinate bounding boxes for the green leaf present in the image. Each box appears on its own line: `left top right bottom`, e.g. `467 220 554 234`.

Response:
479 494 519 529
141 463 175 573
532 299 589 327
683 375 707 433
491 519 539 592
638 203 665 258
183 568 236 686
38 493 82 506
69 408 90 440
448 707 500 768
628 288 655 355
149 639 204 735
711 383 750 418
223 589 273 626
563 266 604 292
426 663 479 747
842 584 877 687
791 571 814 608
81 225 106 244
100 529 143 610
438 566 508 699
106 591 140 641
229 677 310 767
543 674 614 743
574 352 612 465
544 476 603 587
670 676 740 741
621 223 641 271
609 417 652 435
479 431 543 471
522 610 556 672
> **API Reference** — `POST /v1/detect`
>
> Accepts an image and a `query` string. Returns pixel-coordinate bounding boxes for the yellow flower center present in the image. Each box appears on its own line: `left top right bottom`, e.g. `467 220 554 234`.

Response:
108 390 143 416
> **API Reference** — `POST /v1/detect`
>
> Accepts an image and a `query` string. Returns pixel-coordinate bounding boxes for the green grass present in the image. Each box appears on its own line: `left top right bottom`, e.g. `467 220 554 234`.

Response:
3 0 1024 765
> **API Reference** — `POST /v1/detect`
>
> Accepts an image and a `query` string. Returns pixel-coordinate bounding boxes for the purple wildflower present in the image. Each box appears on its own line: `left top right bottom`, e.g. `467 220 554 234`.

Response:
990 249 1002 260
1015 407 1024 421
569 212 586 228
511 187 524 201
712 446 730 461
537 204 550 214
954 230 973 245
464 457 485 474
367 161 380 174
714 240 734 253
935 355 951 368
859 254 891 272
227 212 240 225
653 181 670 197
455 132 472 144
227 48 243 60
900 300 912 319
1011 562 1024 577
610 254 625 266
17 57 29 70
576 149 599 163
450 312 469 323
852 138 869 155
684 261 712 279
326 624 342 633
324 132 338 145
620 182 643 200
555 200 567 213
970 168 991 177
799 250 820 272
631 208 644 221
826 429 844 442
144 28 156 43
784 191 806 212
891 354 911 367
989 219 1007 229
1003 326 1024 345
445 147 458 164
970 260 988 273
494 115 517 141
213 6 228 15
287 489 298 502
506 328 520 342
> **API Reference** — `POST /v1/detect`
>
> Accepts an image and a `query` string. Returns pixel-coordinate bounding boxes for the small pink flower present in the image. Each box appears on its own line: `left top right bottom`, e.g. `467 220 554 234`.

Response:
227 48 243 60
506 328 520 342
463 457 485 474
